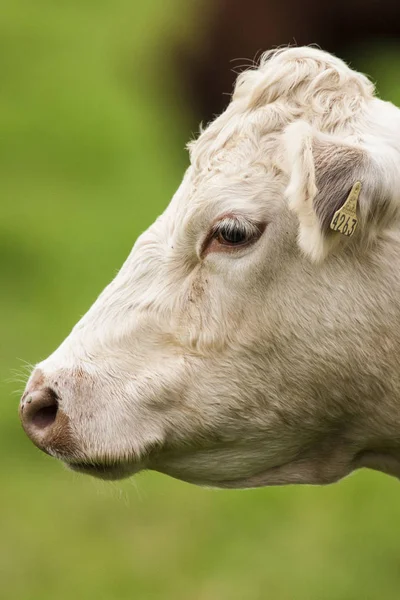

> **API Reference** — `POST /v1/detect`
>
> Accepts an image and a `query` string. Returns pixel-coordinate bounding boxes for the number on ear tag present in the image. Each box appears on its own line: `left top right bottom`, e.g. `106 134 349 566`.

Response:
330 181 361 237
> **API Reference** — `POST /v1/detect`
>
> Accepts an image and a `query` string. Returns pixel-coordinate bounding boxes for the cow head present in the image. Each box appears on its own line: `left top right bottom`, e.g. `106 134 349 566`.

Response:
20 47 400 487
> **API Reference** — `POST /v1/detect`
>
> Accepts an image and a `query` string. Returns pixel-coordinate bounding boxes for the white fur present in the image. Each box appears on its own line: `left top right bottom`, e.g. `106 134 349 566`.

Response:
25 47 400 487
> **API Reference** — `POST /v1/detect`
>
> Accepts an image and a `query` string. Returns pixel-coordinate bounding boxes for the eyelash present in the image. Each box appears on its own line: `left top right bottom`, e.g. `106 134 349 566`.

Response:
212 217 260 246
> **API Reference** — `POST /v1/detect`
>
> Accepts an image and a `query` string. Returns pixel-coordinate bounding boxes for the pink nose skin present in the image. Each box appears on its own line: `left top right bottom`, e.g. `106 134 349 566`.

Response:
20 387 58 431
19 370 75 456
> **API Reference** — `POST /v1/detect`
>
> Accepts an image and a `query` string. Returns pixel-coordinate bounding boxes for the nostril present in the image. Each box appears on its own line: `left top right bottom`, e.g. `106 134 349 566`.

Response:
31 403 58 429
19 372 77 457
20 387 59 433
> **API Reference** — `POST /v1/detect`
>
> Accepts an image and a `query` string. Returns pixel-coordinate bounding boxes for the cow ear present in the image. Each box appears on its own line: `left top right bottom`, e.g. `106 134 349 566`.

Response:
282 120 399 262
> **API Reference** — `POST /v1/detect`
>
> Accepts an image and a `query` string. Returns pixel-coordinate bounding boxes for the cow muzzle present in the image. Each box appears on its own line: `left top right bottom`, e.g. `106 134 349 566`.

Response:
19 368 77 458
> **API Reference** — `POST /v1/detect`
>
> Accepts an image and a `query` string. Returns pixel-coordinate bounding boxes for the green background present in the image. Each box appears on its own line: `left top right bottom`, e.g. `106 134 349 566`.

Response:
2 2 400 599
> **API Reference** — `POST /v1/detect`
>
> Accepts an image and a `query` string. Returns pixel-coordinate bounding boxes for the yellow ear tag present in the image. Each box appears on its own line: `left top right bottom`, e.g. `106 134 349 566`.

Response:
330 181 361 237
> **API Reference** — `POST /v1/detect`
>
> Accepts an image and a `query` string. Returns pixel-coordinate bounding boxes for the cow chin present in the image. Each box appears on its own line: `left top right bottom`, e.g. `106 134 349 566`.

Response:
66 460 143 481
63 440 373 487
60 442 400 486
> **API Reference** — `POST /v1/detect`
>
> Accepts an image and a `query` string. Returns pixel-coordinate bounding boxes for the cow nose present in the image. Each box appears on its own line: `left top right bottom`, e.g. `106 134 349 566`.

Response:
19 382 60 452
20 369 78 459
21 388 58 430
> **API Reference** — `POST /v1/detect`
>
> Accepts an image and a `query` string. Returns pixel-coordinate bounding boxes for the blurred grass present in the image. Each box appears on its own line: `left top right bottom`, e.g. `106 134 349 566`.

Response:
2 2 400 599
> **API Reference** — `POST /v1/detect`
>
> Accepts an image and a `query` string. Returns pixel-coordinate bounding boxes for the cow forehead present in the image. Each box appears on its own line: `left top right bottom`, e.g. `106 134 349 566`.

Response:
185 118 286 227
189 112 281 177
162 161 284 247
136 104 288 259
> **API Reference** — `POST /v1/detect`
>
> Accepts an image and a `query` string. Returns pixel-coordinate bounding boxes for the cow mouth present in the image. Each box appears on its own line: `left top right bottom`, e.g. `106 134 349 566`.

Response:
67 461 141 481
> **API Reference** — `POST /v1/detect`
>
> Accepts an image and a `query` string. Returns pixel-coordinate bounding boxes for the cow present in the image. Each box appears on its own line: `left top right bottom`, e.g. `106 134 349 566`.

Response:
19 47 400 488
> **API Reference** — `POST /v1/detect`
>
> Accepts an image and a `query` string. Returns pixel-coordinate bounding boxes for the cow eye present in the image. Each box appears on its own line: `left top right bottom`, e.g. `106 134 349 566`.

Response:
214 217 260 247
201 215 265 257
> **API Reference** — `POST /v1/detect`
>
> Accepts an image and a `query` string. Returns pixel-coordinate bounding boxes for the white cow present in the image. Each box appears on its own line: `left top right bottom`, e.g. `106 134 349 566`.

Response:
20 47 400 488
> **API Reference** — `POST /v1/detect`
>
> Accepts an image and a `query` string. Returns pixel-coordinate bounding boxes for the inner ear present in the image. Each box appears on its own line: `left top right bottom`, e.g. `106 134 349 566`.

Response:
283 120 400 262
283 121 368 262
312 139 366 233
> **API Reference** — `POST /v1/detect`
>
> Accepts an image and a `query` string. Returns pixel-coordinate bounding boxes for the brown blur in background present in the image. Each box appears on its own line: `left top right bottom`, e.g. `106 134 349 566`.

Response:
178 0 400 125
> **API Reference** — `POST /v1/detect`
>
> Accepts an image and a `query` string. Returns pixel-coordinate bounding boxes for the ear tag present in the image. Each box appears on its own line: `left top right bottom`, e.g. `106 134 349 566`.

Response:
330 181 361 237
